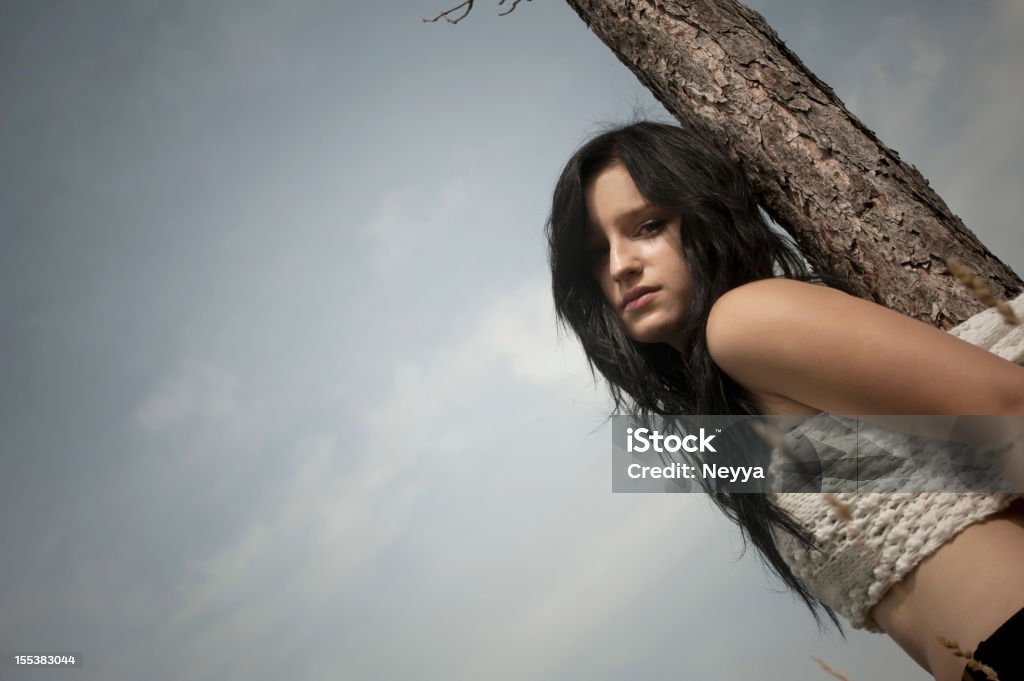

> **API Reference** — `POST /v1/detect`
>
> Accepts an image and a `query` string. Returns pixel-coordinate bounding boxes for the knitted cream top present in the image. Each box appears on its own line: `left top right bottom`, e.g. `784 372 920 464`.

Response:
768 293 1024 632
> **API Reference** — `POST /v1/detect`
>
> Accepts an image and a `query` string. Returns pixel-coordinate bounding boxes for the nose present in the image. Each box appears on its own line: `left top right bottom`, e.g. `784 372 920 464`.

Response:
608 238 642 282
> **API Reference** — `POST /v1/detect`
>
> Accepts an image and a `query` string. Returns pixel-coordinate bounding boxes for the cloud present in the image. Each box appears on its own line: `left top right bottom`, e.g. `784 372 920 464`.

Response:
839 11 946 151
473 277 587 385
160 430 426 679
925 0 1024 251
134 358 270 462
156 274 602 679
837 2 1024 274
360 179 471 277
460 495 715 680
357 274 596 482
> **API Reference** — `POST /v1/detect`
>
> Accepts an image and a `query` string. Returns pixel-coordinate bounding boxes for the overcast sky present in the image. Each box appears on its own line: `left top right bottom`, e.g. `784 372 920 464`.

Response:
2 1 1022 680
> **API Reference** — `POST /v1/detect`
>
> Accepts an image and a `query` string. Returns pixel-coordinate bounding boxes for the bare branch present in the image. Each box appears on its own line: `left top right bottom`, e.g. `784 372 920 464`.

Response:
498 0 531 17
423 0 474 24
424 0 530 24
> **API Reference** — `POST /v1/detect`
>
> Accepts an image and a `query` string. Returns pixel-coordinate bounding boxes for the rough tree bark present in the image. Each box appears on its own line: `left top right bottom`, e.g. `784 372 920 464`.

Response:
564 0 1022 329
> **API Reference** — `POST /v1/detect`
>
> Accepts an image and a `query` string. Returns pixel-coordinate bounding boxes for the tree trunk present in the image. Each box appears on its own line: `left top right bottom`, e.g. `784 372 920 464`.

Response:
564 0 1022 329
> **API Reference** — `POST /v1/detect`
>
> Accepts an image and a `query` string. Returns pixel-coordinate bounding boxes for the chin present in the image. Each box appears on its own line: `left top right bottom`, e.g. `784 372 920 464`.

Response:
627 316 685 345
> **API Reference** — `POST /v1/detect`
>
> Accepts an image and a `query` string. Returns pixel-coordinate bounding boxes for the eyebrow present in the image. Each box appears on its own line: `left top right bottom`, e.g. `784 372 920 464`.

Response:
613 205 661 226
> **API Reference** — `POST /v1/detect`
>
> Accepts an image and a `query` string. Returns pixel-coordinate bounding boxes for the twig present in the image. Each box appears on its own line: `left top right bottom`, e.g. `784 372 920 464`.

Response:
498 0 531 16
424 0 531 23
423 0 474 24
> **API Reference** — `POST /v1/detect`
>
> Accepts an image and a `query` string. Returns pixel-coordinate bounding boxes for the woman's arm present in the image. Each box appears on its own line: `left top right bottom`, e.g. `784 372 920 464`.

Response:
705 278 1024 416
707 277 1024 680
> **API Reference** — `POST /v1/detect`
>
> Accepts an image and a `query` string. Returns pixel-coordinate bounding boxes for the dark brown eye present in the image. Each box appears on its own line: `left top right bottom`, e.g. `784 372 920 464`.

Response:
638 219 666 235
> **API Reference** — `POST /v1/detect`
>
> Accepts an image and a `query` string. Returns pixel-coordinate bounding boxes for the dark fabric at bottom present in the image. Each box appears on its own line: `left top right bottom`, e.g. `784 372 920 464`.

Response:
965 606 1024 680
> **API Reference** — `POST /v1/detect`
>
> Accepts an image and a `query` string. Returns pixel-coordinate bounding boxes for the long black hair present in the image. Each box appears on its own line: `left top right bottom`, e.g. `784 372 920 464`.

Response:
546 120 859 630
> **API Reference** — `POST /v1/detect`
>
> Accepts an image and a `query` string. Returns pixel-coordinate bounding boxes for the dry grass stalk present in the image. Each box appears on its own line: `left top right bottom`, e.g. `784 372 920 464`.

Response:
937 636 999 681
810 655 852 681
823 493 852 522
752 423 1001 680
945 256 1021 326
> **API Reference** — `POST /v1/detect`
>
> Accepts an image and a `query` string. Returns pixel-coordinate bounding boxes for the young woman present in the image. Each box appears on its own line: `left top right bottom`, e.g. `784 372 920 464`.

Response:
546 120 1024 681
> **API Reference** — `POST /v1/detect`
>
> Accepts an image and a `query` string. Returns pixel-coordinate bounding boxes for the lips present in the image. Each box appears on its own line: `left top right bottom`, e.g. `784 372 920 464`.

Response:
622 286 659 311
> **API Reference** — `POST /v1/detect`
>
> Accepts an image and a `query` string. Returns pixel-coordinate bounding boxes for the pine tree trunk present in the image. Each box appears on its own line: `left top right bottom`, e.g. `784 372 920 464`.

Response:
564 0 1022 329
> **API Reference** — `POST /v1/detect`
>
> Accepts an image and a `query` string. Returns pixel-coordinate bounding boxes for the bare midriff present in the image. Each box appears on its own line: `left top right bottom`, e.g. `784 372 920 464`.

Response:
869 502 1024 681
751 388 1024 680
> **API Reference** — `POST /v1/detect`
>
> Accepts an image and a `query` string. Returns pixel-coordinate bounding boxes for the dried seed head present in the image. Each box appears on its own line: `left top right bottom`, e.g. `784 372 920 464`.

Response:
995 300 1021 326
936 636 1000 681
945 256 1021 326
946 257 970 278
823 493 853 522
809 655 852 681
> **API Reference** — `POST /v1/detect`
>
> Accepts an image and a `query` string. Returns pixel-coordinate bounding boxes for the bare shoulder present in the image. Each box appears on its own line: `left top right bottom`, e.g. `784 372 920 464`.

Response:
704 277 848 375
705 277 1024 415
707 278 841 319
705 278 848 349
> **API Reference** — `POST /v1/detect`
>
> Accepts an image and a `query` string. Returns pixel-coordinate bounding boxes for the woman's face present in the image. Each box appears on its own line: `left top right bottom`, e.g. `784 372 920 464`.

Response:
584 162 693 350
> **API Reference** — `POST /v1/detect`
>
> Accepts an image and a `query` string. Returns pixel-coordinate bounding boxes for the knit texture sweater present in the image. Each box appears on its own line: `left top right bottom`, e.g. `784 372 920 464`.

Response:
769 292 1024 632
